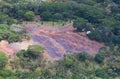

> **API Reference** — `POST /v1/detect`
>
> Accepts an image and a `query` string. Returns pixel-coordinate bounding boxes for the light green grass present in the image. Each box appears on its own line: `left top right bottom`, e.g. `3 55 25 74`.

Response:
38 20 71 27
28 45 44 51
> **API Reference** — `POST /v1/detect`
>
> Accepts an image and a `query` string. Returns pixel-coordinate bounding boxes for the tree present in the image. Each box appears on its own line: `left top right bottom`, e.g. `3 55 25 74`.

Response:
73 18 90 32
35 67 42 76
32 0 42 14
96 0 105 3
17 45 44 60
0 52 8 69
77 52 88 61
95 53 105 63
40 11 53 21
112 0 120 4
24 11 35 21
87 30 103 42
0 13 9 23
64 55 74 68
95 69 109 78
112 26 120 35
0 70 13 78
53 13 63 21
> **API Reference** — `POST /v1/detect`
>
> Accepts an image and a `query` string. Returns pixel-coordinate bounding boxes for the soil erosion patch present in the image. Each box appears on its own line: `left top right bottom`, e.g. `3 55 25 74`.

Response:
24 23 104 59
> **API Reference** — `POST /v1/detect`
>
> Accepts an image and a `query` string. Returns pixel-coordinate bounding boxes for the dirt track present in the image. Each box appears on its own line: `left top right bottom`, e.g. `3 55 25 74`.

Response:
25 23 104 59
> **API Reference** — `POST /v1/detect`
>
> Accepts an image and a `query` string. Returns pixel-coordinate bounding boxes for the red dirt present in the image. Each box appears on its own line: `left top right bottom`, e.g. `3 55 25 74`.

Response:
0 40 16 57
0 23 104 60
24 22 104 59
0 40 33 57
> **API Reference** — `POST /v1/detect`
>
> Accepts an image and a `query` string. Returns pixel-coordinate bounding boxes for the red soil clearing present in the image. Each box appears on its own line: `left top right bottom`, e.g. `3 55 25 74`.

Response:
0 40 33 57
0 40 16 57
25 23 104 59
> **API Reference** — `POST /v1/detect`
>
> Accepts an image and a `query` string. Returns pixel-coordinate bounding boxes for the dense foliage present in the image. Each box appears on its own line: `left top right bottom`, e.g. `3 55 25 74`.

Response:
0 47 120 79
0 52 8 69
71 0 120 47
0 24 25 42
1 0 119 45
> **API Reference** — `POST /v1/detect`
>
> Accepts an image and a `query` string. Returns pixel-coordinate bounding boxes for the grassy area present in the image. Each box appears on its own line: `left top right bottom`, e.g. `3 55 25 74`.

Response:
23 20 71 27
28 45 44 51
38 20 71 27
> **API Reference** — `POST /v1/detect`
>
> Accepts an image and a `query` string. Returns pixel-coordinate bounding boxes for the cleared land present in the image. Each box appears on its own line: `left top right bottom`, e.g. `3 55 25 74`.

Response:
25 22 104 59
0 23 104 59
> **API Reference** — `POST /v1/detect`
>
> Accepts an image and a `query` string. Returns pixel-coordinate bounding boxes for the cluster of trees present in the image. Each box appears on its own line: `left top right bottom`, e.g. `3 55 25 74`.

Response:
0 46 120 79
0 24 23 43
0 0 36 23
0 0 117 22
0 0 119 22
1 0 119 44
72 0 120 47
0 45 44 79
0 12 17 24
0 23 29 43
74 19 120 47
0 0 30 42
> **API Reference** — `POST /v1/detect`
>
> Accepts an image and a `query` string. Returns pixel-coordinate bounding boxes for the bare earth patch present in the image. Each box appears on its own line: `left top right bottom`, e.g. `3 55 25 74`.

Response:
0 23 104 60
10 40 33 51
0 40 32 57
0 40 50 59
0 40 16 57
25 23 104 59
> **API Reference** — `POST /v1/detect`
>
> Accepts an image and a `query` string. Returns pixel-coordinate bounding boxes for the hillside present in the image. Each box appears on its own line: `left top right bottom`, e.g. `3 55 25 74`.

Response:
25 23 104 58
0 0 120 79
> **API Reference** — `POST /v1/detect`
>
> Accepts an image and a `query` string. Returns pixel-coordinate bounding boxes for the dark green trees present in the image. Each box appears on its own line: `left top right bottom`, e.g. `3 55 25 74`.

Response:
112 0 120 4
95 69 109 78
40 11 53 21
73 18 92 32
77 52 89 61
95 53 105 63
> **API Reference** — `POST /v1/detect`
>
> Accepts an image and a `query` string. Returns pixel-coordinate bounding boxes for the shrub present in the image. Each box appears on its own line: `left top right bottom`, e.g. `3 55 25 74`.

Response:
53 13 63 21
95 53 105 63
40 11 53 21
24 11 35 21
77 52 89 61
73 18 92 32
0 52 8 69
17 45 44 59
64 55 74 68
0 70 13 78
95 69 109 78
